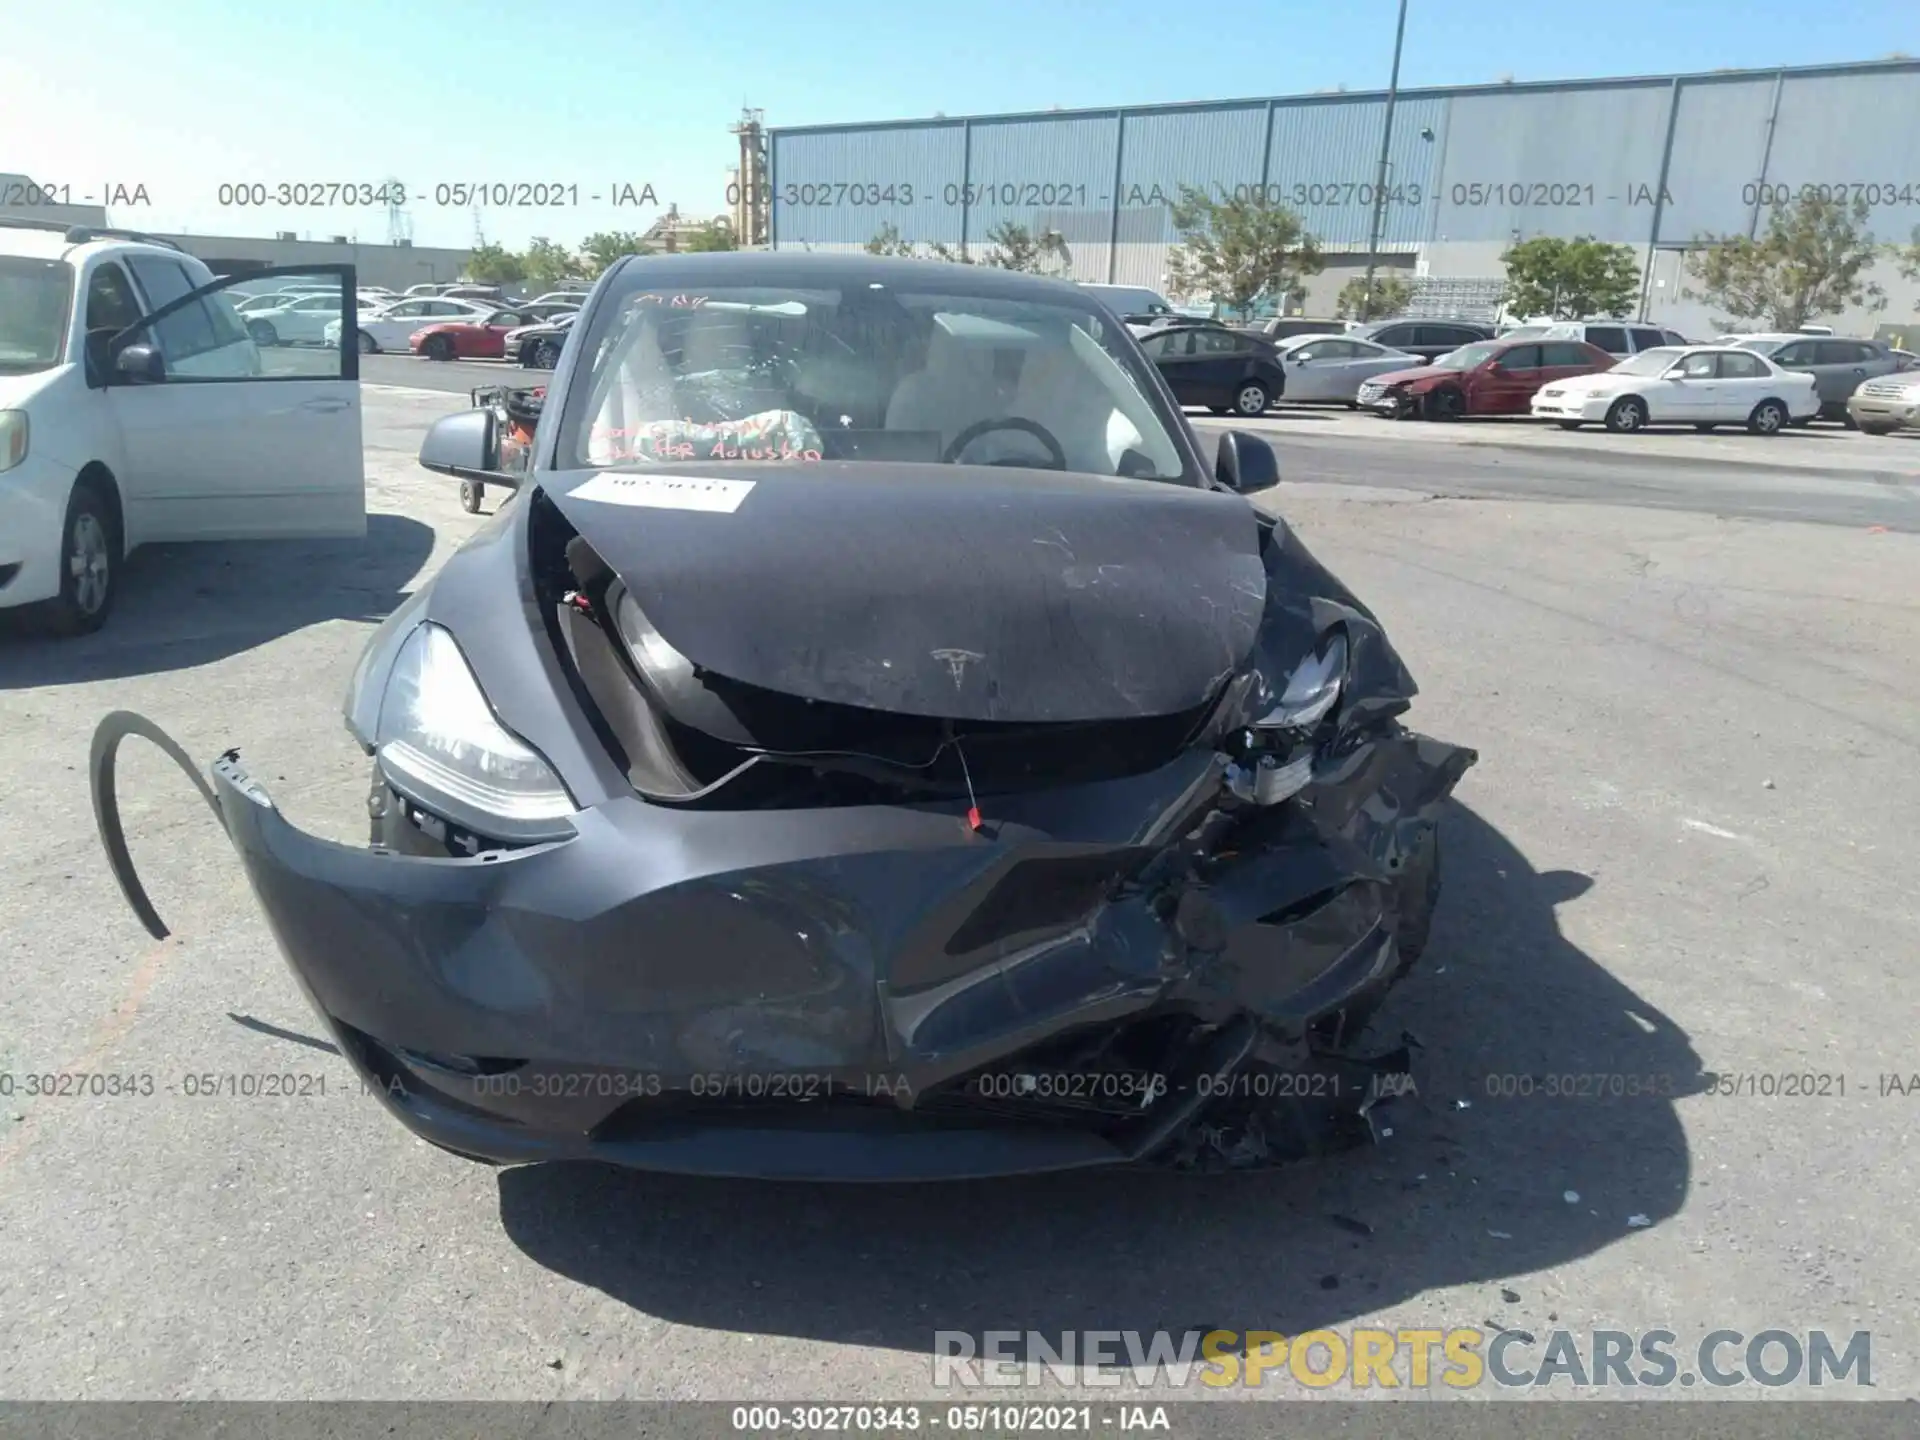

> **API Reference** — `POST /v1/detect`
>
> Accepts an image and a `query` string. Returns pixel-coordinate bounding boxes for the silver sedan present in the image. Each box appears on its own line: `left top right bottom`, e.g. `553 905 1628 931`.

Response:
1273 333 1422 405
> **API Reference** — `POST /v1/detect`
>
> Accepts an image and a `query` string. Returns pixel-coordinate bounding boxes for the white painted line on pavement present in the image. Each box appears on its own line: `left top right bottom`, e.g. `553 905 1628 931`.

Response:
365 383 465 399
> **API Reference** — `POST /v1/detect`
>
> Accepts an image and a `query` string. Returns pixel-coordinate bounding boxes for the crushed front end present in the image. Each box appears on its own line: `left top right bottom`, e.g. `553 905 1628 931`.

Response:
91 480 1475 1182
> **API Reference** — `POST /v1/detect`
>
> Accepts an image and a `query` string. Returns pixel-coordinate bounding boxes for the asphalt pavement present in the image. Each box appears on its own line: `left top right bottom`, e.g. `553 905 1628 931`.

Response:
0 385 1916 1407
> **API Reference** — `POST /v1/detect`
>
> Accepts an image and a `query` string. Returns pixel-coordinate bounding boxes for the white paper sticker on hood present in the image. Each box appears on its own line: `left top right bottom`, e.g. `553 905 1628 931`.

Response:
569 472 755 513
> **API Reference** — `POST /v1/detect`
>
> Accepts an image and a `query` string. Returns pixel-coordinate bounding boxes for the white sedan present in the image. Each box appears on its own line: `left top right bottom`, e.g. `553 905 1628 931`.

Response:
1530 345 1820 435
239 291 377 346
324 296 500 354
1269 333 1421 404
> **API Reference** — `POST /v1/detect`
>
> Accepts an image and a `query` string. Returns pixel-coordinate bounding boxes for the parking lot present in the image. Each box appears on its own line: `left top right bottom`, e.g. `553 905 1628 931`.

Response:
2 375 1917 1401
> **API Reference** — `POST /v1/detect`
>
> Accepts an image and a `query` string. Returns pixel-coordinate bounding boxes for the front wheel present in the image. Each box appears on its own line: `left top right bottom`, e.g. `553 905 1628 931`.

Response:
356 330 377 354
534 339 562 369
247 319 278 347
1605 396 1648 433
424 335 456 362
1232 380 1270 416
44 479 118 637
1747 399 1788 436
1424 387 1464 422
1858 421 1898 436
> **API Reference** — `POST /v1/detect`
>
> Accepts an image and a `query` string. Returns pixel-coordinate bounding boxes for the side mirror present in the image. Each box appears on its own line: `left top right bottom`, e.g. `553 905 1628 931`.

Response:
418 408 518 487
1214 430 1279 495
1664 370 1687 381
1485 362 1507 375
112 343 166 384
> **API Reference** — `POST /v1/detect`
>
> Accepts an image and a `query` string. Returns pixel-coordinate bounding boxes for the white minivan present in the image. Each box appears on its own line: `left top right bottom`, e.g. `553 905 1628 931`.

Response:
0 220 367 635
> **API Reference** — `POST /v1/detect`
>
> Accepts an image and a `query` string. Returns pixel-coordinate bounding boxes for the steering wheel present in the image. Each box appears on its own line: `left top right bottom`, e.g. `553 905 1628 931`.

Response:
942 416 1068 469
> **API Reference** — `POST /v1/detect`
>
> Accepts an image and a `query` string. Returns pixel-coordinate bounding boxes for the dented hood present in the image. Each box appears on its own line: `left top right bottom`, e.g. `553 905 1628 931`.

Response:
548 462 1268 724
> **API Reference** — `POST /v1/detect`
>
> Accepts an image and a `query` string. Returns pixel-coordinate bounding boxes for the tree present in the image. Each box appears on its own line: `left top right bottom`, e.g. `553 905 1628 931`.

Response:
1335 272 1414 321
522 236 587 287
1163 184 1323 312
1898 224 1920 283
1498 236 1640 319
683 220 737 252
464 242 524 284
864 224 972 264
977 221 1071 275
578 230 653 276
865 224 918 257
1683 193 1887 331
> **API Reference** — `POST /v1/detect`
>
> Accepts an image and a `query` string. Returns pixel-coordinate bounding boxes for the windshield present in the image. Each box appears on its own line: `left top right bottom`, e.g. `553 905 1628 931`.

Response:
0 257 76 374
1431 341 1502 370
1609 348 1686 376
562 281 1192 481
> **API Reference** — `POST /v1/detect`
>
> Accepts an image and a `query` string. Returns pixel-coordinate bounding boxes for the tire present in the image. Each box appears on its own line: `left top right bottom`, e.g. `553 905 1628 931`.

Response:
1554 420 1582 430
1232 380 1269 416
1424 386 1464 422
247 319 278 347
534 339 562 369
424 335 456 362
1605 396 1648 433
356 330 377 354
1746 399 1788 436
1693 422 1716 431
43 479 118 637
1858 421 1897 436
459 478 483 514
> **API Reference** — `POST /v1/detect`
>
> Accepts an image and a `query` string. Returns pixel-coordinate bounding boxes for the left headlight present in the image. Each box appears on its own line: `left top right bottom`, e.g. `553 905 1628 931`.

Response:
1257 629 1348 731
371 622 577 843
0 411 27 473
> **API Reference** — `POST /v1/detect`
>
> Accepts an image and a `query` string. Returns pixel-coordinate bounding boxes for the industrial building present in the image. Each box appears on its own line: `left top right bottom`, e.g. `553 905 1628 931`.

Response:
765 58 1920 335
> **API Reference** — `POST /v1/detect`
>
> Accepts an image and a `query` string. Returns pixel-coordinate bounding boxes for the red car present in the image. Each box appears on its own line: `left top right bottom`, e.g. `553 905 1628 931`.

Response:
1356 337 1616 420
410 308 536 361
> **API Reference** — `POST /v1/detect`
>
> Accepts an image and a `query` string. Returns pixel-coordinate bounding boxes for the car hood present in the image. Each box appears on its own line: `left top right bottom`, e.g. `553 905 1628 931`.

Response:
1540 372 1634 395
0 368 64 408
546 462 1268 724
1368 364 1459 388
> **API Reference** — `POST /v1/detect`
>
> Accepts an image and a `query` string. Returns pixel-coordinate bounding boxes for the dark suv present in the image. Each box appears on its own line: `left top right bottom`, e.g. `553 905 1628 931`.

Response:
1349 319 1495 362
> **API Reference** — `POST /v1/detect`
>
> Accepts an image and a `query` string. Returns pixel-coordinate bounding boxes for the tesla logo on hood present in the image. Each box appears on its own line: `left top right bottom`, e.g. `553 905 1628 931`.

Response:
931 648 985 690
569 472 755 513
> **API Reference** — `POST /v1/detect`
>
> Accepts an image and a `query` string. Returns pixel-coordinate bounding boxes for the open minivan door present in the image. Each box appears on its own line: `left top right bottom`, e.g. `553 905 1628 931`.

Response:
98 264 366 542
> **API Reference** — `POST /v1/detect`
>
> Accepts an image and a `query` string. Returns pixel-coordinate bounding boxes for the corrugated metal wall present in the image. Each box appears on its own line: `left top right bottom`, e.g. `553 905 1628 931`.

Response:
768 61 1920 302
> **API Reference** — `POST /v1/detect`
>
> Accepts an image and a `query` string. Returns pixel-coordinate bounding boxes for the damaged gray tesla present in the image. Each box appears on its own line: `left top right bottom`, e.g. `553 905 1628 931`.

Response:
90 253 1476 1181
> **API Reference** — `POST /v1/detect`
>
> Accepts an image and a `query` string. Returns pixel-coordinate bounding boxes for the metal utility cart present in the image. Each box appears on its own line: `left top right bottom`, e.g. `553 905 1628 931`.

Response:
461 384 545 512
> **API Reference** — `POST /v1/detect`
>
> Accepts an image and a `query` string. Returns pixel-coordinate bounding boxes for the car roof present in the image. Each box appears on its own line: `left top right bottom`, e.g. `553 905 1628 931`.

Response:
0 222 193 266
606 249 1116 303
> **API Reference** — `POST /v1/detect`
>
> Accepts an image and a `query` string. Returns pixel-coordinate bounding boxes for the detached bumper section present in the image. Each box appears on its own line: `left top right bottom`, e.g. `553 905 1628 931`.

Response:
97 708 1472 1180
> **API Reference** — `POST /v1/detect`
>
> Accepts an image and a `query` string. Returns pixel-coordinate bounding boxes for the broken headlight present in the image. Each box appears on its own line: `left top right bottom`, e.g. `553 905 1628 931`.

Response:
1258 630 1347 732
373 622 577 843
1229 631 1349 807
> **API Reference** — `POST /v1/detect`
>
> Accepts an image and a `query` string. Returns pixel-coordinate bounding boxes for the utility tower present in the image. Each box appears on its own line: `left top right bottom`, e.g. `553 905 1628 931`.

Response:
472 202 486 250
729 106 770 247
384 175 413 246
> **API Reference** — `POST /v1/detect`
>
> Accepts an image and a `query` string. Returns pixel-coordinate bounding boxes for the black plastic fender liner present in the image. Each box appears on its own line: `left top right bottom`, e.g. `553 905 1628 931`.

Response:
89 711 228 941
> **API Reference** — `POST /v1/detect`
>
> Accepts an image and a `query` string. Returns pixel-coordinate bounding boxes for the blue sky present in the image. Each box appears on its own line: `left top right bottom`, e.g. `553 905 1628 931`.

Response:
3 0 1912 250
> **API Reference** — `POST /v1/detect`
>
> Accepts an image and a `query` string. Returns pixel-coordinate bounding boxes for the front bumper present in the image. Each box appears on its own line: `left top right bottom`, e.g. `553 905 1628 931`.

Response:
1848 392 1920 429
0 451 80 609
92 711 1474 1180
1531 394 1607 421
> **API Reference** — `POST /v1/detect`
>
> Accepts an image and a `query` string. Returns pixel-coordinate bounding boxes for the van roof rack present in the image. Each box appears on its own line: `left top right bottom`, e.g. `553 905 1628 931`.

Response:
0 215 186 253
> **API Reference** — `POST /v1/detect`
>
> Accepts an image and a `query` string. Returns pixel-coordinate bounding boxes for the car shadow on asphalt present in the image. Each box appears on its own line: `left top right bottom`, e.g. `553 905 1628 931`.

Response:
495 800 1706 1362
0 513 435 690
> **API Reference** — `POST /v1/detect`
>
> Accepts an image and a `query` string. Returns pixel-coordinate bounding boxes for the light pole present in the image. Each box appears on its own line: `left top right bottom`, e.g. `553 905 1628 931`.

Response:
1362 0 1410 321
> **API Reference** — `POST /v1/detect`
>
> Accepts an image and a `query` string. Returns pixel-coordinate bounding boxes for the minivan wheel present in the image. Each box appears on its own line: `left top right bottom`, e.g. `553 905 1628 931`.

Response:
1747 399 1787 435
45 480 117 636
1234 381 1270 416
1605 396 1648 433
